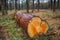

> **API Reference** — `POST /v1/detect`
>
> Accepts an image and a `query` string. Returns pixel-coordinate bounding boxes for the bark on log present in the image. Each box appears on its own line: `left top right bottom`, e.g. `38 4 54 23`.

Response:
15 12 35 30
15 12 48 38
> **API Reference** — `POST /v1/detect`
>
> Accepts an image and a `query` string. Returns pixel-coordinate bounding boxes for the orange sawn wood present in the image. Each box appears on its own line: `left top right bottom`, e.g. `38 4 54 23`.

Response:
15 12 48 38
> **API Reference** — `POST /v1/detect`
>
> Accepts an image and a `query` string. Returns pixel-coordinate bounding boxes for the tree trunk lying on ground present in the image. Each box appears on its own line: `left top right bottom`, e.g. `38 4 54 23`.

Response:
15 12 48 38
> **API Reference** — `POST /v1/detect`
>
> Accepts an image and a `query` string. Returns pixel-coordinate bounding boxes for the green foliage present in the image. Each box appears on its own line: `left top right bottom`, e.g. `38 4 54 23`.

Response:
17 28 23 32
43 36 48 40
0 15 32 40
49 25 54 30
0 16 24 40
0 16 10 26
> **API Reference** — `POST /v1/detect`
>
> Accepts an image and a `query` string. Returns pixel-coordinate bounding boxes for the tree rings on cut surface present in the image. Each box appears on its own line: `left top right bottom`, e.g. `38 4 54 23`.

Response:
40 21 48 34
27 17 48 38
28 17 42 37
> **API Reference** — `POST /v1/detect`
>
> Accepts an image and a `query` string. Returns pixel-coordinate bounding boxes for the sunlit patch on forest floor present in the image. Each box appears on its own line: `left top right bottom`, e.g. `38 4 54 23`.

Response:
0 9 60 40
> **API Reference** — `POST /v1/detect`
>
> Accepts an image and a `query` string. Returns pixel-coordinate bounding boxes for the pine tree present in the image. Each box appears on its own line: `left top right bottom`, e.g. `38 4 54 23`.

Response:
32 0 34 12
26 0 29 13
37 0 40 11
53 0 56 12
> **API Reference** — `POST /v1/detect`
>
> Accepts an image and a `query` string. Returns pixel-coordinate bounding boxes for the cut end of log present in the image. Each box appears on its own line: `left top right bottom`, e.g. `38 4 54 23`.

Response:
15 12 48 38
27 17 42 38
40 21 48 34
27 17 48 38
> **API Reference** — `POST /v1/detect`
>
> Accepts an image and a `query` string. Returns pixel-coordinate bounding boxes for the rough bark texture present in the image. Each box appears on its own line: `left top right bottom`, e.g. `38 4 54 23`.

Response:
53 0 56 12
15 12 34 30
57 0 59 9
37 0 40 11
1 0 8 15
26 0 29 13
15 0 17 10
32 0 34 12
50 0 52 9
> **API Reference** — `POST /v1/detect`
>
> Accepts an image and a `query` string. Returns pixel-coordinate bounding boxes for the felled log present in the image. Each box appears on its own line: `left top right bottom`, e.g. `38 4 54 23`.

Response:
15 12 48 38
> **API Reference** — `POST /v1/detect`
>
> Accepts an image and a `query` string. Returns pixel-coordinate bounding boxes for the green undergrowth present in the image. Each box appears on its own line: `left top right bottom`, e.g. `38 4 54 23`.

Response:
0 15 31 40
0 14 60 40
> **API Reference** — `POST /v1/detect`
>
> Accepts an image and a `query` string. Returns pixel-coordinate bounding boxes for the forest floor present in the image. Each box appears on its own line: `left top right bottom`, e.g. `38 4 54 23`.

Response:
0 9 60 40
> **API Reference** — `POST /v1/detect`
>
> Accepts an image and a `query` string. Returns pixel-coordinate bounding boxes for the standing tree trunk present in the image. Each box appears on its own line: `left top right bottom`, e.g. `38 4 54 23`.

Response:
10 0 12 10
22 0 23 10
26 0 29 13
0 0 2 11
37 0 40 11
15 0 17 10
1 0 8 15
32 0 34 12
53 0 56 12
57 0 59 9
19 0 20 10
0 5 1 11
50 0 52 9
5 0 8 14
9 2 11 10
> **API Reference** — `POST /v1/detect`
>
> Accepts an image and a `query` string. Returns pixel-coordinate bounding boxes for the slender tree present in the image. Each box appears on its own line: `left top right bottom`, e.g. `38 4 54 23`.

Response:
10 0 12 10
26 0 29 13
37 0 40 11
41 0 44 9
0 0 1 11
32 0 34 12
57 0 59 9
50 0 52 9
53 0 56 12
21 0 24 10
1 0 8 15
5 0 8 11
15 0 17 10
19 0 20 10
